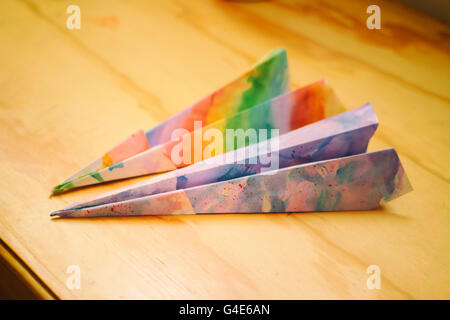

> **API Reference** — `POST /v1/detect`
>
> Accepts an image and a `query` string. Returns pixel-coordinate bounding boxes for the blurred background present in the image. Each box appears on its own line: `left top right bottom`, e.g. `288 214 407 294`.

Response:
400 0 450 24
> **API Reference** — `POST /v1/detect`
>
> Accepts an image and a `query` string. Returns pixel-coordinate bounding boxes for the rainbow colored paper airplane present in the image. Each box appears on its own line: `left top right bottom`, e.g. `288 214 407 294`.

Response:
53 80 344 193
52 48 346 194
51 48 412 217
52 103 382 217
52 48 292 194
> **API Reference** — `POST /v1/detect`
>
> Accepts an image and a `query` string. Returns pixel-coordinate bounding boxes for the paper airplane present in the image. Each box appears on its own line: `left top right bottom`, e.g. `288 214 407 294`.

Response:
51 148 412 218
52 79 344 193
52 102 378 216
50 47 413 219
52 48 291 194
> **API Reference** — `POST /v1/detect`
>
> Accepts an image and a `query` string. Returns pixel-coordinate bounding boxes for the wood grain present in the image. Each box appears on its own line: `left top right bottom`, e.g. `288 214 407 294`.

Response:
0 0 449 299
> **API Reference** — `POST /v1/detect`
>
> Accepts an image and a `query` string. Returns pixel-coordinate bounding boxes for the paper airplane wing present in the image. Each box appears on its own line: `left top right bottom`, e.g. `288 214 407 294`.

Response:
54 48 290 188
57 103 377 212
51 148 412 217
53 80 345 193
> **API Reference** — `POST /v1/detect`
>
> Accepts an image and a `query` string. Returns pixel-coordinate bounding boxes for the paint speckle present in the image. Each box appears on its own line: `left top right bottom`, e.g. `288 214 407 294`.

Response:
90 172 104 182
108 162 124 171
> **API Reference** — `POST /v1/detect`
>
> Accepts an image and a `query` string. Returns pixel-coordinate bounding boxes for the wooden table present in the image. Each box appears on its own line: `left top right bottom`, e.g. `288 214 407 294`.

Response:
0 0 449 299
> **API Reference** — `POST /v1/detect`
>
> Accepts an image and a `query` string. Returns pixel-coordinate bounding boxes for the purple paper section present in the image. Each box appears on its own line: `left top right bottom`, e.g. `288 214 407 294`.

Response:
53 148 412 217
56 103 379 215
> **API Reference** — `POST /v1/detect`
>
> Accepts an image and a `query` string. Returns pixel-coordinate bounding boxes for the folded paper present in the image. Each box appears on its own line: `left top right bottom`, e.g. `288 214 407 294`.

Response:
53 80 344 193
53 48 290 193
51 148 412 218
50 47 413 218
56 103 377 214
